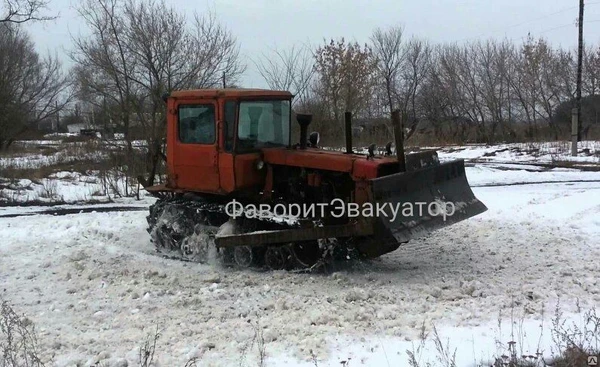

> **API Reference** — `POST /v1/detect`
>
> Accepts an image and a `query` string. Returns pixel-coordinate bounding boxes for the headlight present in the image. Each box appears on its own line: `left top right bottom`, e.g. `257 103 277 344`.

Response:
255 160 265 170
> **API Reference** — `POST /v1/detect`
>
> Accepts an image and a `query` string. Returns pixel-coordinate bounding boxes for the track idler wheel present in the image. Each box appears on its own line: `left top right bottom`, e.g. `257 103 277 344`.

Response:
233 246 254 268
264 246 290 270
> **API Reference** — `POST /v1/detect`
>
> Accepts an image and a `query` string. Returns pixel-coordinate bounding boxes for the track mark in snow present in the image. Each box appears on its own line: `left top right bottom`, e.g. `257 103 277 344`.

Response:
472 179 600 187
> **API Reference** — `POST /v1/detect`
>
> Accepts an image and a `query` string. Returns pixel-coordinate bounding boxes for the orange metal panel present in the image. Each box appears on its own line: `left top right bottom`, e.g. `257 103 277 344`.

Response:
218 153 235 192
170 88 292 100
262 148 354 172
352 159 380 180
234 153 265 190
262 148 394 180
354 181 371 205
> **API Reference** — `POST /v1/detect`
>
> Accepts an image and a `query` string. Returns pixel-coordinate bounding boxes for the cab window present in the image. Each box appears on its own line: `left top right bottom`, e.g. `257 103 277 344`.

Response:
237 100 290 152
178 104 215 144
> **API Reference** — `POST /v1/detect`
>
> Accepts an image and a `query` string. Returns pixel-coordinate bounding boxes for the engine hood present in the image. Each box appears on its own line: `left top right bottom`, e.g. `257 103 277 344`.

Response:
261 147 402 180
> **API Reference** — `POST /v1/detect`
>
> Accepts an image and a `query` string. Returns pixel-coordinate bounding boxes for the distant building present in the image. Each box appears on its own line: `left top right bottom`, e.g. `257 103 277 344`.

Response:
353 117 392 138
66 123 89 134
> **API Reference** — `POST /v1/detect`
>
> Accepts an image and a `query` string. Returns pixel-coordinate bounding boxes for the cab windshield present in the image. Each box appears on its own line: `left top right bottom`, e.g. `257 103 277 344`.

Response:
237 100 291 152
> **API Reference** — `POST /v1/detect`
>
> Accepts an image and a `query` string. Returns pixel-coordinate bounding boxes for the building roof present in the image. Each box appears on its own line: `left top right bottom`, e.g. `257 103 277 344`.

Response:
169 88 293 99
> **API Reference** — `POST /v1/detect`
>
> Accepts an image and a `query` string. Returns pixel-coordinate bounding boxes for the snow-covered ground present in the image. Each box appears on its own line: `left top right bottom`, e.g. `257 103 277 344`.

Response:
433 140 600 166
1 143 599 367
0 139 151 205
0 171 150 205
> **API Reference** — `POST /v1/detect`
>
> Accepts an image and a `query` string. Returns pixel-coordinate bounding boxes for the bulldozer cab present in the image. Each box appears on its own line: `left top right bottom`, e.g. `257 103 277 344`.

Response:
164 89 293 194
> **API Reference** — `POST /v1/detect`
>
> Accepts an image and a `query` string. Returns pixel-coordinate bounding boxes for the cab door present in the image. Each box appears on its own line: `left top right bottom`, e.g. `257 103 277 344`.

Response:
171 99 220 192
216 98 265 193
217 99 237 193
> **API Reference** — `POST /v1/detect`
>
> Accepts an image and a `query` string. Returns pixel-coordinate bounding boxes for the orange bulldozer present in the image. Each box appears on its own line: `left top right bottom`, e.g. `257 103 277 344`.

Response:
143 88 487 270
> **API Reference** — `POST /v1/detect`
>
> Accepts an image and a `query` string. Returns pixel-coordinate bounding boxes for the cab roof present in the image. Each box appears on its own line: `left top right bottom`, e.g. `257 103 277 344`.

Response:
169 88 293 99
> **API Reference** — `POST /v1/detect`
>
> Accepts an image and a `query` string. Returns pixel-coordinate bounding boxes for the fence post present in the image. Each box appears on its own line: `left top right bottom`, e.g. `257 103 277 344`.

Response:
344 111 353 154
391 110 406 172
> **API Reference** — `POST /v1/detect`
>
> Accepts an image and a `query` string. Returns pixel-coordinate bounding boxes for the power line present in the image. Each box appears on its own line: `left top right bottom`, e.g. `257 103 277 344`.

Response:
510 19 600 43
455 2 600 44
496 5 579 31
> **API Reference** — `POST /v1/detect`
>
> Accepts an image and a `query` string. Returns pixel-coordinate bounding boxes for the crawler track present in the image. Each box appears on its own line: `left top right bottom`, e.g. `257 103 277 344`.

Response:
146 196 352 271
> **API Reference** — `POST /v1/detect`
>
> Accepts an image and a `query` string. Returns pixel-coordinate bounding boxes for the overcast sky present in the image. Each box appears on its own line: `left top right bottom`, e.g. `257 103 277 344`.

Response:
23 0 600 88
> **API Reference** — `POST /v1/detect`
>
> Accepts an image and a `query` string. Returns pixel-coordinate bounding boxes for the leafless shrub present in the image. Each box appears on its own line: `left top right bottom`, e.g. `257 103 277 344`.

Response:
431 326 457 367
183 357 199 367
406 321 432 367
136 324 201 367
138 325 160 367
238 315 267 367
548 302 600 367
406 321 457 367
38 180 58 199
309 349 319 367
0 299 47 367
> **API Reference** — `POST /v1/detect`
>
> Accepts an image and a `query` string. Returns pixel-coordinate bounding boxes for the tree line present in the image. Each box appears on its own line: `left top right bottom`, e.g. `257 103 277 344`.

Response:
258 30 600 145
1 0 599 170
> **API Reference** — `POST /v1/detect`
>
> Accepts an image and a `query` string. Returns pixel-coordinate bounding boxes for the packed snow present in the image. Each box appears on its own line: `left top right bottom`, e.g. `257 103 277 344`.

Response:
0 143 599 366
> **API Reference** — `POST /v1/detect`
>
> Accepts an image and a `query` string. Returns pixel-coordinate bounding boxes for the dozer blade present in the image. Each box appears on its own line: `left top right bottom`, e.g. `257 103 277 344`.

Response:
370 159 487 243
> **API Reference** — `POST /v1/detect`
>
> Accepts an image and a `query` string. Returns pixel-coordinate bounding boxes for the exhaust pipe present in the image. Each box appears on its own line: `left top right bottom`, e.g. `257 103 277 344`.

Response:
345 111 352 154
296 113 312 149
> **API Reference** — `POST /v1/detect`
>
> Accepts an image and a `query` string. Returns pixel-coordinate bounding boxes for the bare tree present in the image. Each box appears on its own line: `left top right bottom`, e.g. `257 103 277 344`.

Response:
423 44 476 142
0 23 70 149
512 36 575 139
313 38 377 123
253 44 315 107
71 0 245 187
185 10 246 88
371 25 404 115
583 44 600 96
397 37 432 139
1 0 55 23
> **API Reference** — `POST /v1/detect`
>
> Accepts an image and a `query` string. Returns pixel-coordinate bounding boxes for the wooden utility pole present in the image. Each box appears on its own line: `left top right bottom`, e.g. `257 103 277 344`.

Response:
572 0 584 156
576 0 584 141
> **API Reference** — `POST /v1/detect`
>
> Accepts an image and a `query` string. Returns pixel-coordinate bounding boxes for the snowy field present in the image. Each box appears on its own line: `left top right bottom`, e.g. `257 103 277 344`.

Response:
1 141 599 366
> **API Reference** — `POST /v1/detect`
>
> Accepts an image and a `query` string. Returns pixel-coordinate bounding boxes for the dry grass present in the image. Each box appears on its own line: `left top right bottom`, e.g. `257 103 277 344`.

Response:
0 158 110 183
1 295 598 367
403 301 600 367
0 137 153 202
0 299 48 367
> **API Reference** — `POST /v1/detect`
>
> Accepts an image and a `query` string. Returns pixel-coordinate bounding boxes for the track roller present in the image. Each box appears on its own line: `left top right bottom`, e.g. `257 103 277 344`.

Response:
233 246 254 268
264 246 291 270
